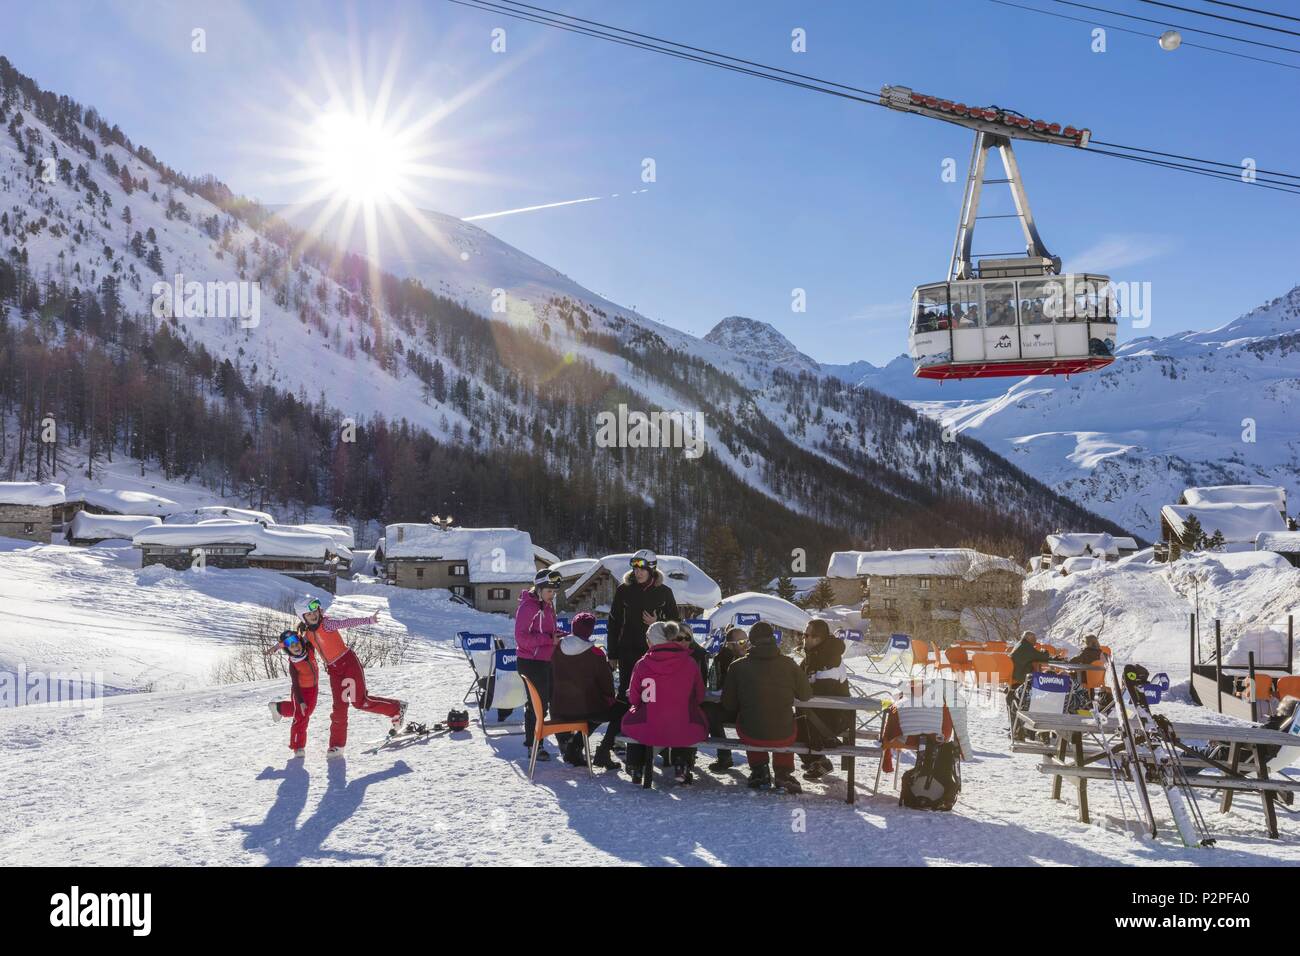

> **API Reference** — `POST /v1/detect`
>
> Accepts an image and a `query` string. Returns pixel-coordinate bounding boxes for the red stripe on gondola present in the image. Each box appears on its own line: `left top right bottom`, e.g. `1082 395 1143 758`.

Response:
914 357 1115 381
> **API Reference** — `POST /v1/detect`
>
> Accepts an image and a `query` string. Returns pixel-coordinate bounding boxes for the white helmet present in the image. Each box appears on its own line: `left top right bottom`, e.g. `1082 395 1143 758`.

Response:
630 549 658 570
296 596 327 618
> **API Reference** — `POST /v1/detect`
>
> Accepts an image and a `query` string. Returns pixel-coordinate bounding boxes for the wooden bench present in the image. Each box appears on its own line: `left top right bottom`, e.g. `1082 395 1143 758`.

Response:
615 735 883 804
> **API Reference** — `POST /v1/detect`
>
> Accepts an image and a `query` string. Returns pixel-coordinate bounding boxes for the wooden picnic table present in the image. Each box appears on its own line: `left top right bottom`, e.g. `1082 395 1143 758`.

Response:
1016 711 1300 838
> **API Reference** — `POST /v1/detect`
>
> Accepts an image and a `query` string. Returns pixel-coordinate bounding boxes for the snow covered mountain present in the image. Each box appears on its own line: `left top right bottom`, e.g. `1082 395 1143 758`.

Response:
859 288 1300 540
703 316 821 375
0 56 1123 563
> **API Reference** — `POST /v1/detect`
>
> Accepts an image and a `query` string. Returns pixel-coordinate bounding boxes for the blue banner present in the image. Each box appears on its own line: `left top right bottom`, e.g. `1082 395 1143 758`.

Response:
1031 671 1070 693
458 632 494 652
593 619 608 637
556 616 571 634
1152 672 1170 691
889 633 911 651
735 612 760 626
686 618 709 636
1141 684 1163 704
496 648 518 671
705 628 725 655
839 629 864 642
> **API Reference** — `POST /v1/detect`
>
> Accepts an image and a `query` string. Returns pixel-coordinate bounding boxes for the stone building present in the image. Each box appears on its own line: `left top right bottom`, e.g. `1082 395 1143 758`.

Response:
0 482 66 543
382 524 536 615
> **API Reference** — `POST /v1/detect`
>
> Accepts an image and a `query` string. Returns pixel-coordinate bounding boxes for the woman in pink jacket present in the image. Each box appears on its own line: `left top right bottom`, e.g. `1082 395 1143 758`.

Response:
622 621 709 785
514 569 562 761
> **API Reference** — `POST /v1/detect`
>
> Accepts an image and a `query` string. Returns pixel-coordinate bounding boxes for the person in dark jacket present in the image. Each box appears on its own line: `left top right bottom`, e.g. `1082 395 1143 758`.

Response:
1007 630 1058 723
550 611 625 769
796 619 851 780
608 549 680 697
1069 634 1103 666
703 626 749 771
720 621 813 792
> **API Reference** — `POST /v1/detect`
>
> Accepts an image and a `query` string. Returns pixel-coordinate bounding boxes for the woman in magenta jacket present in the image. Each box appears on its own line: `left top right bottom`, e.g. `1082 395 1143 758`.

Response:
514 568 562 760
622 621 709 784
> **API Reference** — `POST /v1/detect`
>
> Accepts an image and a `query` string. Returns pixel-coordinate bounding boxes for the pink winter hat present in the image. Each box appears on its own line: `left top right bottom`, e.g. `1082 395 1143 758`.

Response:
571 612 597 639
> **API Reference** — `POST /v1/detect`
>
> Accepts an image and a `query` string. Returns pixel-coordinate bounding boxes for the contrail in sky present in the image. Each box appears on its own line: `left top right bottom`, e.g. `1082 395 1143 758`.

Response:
462 188 649 222
462 196 602 221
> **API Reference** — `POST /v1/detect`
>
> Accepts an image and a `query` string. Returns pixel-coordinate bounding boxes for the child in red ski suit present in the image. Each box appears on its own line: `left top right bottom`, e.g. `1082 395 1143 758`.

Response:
297 598 404 751
270 630 319 753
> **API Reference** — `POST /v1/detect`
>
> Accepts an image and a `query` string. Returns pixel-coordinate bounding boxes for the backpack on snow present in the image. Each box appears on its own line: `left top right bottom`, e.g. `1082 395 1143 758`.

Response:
899 735 961 811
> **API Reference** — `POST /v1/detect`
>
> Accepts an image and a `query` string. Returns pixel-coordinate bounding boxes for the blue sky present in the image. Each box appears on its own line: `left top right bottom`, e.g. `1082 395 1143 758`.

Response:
7 0 1300 364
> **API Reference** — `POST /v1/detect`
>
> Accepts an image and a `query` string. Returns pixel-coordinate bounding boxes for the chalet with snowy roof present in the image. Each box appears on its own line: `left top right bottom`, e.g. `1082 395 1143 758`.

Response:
828 548 1024 645
58 488 179 528
546 557 599 613
1256 531 1300 568
564 554 722 620
0 482 66 543
1160 501 1288 560
133 521 346 592
1113 536 1139 558
383 523 536 615
1180 484 1287 519
1041 532 1119 569
67 512 161 546
533 543 560 570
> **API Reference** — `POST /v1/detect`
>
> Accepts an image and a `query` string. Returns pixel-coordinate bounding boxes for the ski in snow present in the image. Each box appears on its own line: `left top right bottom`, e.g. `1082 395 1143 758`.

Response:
1107 655 1159 839
362 721 447 754
1110 659 1215 848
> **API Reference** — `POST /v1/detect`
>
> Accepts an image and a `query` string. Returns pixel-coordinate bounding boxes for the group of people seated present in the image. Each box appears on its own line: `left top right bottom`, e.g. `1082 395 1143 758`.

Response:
1006 630 1107 721
543 614 853 794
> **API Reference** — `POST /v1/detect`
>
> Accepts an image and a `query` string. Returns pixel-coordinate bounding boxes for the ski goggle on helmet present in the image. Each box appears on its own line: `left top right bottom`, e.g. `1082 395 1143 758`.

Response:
534 569 562 587
629 549 657 571
297 597 323 618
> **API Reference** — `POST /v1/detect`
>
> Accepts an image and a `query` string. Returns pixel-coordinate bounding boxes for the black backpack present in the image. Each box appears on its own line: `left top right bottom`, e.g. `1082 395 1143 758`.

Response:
900 736 961 811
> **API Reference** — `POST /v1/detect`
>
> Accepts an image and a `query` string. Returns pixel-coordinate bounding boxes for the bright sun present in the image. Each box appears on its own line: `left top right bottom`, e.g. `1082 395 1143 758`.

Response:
310 110 410 204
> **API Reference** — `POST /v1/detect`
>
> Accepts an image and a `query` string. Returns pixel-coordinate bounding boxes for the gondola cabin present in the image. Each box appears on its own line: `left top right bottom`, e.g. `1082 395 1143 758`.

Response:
909 264 1118 380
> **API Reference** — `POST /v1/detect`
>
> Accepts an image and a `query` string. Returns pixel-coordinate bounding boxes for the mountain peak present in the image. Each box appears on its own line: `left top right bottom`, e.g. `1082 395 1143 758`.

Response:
703 316 820 372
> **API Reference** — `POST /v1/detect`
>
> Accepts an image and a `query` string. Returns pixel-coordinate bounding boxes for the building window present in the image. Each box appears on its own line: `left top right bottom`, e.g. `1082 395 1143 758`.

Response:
882 577 896 589
23 523 35 534
416 567 424 579
487 587 509 601
882 597 896 610
918 577 931 590
451 585 469 597
451 563 468 577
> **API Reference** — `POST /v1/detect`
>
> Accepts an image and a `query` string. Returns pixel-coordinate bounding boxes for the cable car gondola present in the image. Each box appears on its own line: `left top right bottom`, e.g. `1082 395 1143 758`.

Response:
882 86 1118 381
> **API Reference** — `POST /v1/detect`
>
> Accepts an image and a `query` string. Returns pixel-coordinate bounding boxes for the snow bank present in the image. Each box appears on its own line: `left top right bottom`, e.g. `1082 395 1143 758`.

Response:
1045 533 1117 559
165 506 276 525
827 548 1024 580
1161 502 1287 545
567 553 722 608
704 592 810 634
77 488 177 516
0 482 66 506
384 524 534 583
69 512 161 541
1183 484 1286 512
133 523 338 559
550 557 598 578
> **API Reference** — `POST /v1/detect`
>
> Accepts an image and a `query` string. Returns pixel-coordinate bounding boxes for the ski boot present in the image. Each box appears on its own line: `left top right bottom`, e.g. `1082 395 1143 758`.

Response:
268 701 283 723
707 752 734 772
392 700 409 731
802 756 834 781
747 763 773 790
591 745 622 771
774 772 803 794
326 746 345 759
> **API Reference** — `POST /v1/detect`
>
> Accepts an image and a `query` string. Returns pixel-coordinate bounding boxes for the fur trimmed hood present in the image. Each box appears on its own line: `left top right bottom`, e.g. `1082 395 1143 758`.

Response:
622 567 664 588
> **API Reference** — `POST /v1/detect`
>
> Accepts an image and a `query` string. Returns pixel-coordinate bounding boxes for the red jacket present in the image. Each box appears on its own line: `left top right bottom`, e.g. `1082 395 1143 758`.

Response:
622 642 708 747
304 614 375 666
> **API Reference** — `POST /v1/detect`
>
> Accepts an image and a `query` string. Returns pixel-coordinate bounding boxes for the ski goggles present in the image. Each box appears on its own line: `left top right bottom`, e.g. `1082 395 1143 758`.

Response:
535 570 562 586
629 557 655 570
281 632 305 654
304 599 323 614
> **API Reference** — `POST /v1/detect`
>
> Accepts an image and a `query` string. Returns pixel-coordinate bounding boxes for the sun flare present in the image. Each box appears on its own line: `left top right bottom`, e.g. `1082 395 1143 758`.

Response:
310 110 411 204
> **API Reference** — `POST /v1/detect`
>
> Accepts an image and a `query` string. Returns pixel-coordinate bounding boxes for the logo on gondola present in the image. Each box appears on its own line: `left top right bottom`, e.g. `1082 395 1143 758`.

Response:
994 334 1013 349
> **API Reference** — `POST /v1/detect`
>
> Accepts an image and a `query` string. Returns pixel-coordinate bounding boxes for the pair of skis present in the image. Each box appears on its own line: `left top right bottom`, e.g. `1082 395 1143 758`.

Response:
362 721 450 754
1107 658 1215 848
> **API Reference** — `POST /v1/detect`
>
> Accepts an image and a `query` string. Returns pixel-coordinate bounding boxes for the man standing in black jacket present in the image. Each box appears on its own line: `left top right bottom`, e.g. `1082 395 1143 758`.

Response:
608 549 680 698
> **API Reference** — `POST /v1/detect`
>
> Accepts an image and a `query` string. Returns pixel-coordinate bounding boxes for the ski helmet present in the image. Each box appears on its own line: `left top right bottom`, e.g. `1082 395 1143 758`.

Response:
534 568 562 587
630 549 658 570
295 596 325 618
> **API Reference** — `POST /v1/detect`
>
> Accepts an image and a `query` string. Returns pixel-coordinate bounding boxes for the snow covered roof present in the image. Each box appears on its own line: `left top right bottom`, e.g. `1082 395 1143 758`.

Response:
827 548 1024 580
1045 533 1118 558
70 512 161 541
76 488 178 516
549 557 599 579
1161 502 1288 543
133 523 339 559
1060 556 1105 574
704 592 811 635
274 523 355 549
1182 485 1287 512
0 482 66 506
533 543 560 565
165 506 276 525
1113 536 1139 551
566 553 722 609
384 524 535 583
1256 531 1300 553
